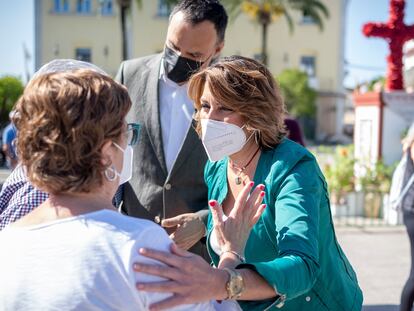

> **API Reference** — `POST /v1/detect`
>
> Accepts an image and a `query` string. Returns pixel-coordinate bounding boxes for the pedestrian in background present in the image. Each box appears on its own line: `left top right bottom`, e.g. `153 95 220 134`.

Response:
398 123 414 311
2 111 17 170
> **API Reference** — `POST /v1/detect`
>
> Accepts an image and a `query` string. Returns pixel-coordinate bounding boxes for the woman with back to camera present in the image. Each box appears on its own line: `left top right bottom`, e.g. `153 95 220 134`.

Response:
133 56 363 311
0 69 246 311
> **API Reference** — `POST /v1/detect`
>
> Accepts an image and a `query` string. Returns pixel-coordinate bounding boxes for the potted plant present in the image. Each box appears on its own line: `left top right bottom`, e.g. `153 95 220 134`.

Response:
358 160 394 218
323 145 356 208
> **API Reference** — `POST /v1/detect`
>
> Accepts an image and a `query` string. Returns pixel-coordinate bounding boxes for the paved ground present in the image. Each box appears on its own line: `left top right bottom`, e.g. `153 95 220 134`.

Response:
336 226 410 311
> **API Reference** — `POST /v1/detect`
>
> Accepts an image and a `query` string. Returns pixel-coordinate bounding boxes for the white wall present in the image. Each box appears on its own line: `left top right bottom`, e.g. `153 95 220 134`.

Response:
382 107 409 165
382 92 414 164
354 105 381 164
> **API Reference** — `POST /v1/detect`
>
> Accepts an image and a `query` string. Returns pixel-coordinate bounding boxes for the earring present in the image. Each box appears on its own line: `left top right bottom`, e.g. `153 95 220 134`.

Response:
104 166 117 182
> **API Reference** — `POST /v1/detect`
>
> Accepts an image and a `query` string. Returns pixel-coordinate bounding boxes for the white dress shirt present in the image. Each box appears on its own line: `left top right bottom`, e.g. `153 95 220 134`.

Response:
159 61 195 173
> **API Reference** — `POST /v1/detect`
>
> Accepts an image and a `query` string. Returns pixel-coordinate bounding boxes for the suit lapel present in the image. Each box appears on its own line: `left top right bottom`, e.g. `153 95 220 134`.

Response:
169 119 201 179
142 55 168 175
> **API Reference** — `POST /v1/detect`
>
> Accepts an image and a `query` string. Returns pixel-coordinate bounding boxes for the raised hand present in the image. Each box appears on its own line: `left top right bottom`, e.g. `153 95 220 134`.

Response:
210 182 266 257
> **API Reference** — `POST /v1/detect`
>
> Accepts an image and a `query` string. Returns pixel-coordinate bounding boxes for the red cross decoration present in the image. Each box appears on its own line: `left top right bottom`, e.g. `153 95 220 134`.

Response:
363 0 414 90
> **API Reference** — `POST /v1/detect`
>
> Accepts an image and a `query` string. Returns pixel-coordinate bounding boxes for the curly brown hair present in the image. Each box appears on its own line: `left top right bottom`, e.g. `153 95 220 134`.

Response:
189 55 287 149
13 69 132 194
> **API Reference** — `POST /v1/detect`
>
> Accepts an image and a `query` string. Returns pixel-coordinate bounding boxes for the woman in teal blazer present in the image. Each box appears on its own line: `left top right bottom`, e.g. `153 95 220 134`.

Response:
205 138 362 310
134 56 362 311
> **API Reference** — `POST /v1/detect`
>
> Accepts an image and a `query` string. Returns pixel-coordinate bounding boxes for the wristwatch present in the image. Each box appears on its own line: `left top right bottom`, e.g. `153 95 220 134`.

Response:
223 268 245 300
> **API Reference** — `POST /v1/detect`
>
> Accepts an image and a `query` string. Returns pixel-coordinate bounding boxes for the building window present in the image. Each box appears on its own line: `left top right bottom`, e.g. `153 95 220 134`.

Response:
54 0 69 13
301 10 316 24
300 56 316 77
77 0 91 14
157 0 171 17
100 0 113 15
76 48 92 62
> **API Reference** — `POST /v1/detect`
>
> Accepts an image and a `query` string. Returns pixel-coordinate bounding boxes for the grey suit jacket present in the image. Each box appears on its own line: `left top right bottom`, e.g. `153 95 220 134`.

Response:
116 54 209 259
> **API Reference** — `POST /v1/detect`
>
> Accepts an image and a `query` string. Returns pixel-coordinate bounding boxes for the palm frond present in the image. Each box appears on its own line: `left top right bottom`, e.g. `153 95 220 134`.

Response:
306 7 324 29
221 0 244 19
308 0 329 18
283 9 294 33
289 0 329 30
135 0 142 10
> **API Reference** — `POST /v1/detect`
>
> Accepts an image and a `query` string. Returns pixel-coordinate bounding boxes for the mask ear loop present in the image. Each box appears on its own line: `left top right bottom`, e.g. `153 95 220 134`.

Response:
243 124 259 146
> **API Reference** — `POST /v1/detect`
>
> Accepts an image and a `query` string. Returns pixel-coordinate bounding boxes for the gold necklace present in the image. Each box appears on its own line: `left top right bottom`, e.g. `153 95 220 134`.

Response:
229 147 260 185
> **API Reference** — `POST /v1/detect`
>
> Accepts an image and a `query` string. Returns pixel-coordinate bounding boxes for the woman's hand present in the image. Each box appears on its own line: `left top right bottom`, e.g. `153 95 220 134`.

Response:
210 182 266 257
134 243 228 310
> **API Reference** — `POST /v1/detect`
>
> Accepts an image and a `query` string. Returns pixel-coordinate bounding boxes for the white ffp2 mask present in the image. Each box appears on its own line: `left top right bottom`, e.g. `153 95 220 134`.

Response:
113 143 133 185
200 119 247 162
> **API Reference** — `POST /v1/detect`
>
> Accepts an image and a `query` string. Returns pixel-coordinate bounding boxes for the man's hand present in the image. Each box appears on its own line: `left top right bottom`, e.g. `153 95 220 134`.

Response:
161 213 206 250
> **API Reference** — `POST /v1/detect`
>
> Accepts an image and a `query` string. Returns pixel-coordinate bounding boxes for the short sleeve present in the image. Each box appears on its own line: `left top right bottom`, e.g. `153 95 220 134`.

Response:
126 224 216 311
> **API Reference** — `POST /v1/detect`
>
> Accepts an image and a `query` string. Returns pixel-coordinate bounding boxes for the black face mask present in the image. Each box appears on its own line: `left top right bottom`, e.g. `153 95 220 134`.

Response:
163 46 206 83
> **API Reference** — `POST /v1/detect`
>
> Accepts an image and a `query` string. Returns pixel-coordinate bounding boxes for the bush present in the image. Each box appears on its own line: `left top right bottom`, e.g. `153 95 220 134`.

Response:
358 160 395 194
323 145 356 200
277 69 317 118
0 76 24 126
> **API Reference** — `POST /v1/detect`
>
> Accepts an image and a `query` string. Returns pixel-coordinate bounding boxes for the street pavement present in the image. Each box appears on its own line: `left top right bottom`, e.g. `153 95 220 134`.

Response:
0 168 410 310
336 226 409 311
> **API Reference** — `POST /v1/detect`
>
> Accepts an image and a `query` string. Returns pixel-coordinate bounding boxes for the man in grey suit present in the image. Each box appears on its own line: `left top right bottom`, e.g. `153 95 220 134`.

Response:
115 0 228 259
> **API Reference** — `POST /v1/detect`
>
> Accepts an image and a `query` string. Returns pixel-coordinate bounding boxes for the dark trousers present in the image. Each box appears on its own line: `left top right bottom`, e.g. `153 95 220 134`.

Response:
401 210 414 311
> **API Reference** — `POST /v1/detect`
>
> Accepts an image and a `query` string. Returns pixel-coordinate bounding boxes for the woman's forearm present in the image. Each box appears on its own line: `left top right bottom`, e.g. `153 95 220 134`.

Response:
237 268 278 300
217 253 278 301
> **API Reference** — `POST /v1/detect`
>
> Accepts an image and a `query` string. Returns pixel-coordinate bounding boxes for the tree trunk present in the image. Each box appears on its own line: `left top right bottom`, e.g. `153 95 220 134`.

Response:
120 6 128 61
261 22 268 66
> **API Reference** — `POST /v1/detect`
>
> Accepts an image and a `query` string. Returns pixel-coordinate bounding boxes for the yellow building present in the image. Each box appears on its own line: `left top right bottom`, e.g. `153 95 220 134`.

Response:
35 0 122 77
35 0 348 141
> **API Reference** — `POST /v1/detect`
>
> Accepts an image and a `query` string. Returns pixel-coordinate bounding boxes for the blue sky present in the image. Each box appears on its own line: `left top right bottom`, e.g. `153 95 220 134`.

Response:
1 0 414 87
344 0 414 88
0 0 34 83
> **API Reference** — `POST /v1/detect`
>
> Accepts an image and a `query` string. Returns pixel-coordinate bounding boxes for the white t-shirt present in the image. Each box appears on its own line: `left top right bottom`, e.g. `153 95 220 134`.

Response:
0 210 240 311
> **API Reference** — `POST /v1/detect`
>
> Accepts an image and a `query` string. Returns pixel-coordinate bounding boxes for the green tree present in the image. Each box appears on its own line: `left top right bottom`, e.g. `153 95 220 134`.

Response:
117 0 177 60
0 76 24 126
277 68 316 117
223 0 329 65
367 76 385 92
117 0 135 61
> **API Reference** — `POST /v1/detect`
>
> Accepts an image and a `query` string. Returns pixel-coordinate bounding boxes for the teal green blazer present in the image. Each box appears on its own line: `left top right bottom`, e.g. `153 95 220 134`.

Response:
205 139 363 310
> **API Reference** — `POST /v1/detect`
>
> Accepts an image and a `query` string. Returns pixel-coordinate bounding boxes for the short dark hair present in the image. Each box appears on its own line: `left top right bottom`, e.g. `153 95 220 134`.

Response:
170 0 228 42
